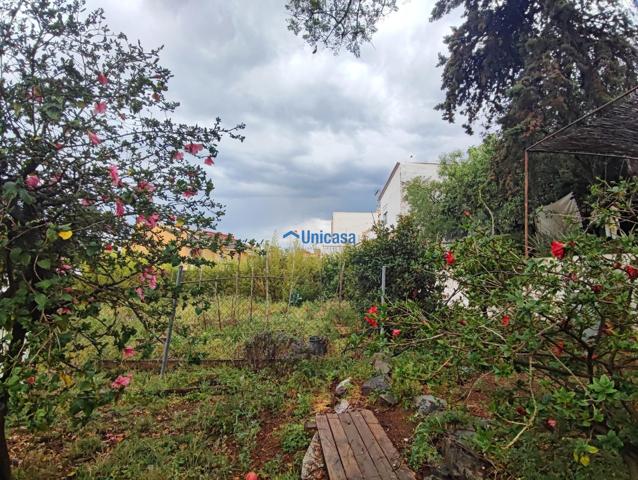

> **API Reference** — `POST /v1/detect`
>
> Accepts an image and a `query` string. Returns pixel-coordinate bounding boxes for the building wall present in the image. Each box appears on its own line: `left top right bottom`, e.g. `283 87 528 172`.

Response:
377 162 439 227
331 211 377 241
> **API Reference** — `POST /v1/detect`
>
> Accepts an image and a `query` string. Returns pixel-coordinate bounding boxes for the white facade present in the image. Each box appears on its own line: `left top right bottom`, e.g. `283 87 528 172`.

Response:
377 162 439 227
331 211 377 241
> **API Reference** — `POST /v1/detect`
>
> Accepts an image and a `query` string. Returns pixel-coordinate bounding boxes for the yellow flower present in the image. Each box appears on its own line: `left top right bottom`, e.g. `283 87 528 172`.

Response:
60 372 74 387
58 230 73 240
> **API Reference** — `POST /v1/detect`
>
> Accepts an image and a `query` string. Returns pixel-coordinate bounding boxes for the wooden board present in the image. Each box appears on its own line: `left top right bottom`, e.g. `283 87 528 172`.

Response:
315 409 417 480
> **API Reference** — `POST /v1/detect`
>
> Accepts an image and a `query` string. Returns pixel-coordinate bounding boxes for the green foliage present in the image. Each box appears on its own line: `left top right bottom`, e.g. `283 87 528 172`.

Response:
278 423 310 453
405 136 521 240
341 216 443 311
384 179 638 477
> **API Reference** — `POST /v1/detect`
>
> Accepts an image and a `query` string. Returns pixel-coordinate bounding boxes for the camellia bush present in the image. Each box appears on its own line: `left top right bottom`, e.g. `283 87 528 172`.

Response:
371 178 638 478
0 1 244 477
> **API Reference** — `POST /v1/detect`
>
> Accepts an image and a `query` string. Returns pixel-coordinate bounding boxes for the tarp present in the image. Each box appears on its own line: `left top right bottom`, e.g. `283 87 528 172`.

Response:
535 192 582 238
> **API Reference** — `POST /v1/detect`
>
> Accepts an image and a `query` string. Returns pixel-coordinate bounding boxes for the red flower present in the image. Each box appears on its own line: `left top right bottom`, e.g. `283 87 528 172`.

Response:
97 72 108 85
367 305 378 315
122 346 136 359
26 376 36 385
152 92 161 101
173 151 184 161
204 156 214 166
115 199 125 217
25 174 40 190
391 329 401 337
365 316 378 328
443 251 455 266
57 306 72 315
550 241 565 260
245 473 259 480
625 265 638 280
501 315 510 327
105 244 113 252
183 189 196 198
54 142 63 150
515 405 526 416
591 284 603 294
463 210 471 217
552 340 564 357
184 143 204 154
546 418 557 429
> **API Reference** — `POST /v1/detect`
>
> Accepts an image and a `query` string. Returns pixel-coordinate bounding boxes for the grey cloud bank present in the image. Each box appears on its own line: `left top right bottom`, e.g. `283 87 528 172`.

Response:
89 0 475 241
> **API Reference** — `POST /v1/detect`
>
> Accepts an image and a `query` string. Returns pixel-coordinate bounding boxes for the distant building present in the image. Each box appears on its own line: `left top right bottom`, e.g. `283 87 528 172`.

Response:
331 211 377 240
376 162 439 227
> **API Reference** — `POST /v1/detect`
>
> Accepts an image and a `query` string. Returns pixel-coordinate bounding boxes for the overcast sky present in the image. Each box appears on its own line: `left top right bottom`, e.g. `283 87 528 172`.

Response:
89 0 476 241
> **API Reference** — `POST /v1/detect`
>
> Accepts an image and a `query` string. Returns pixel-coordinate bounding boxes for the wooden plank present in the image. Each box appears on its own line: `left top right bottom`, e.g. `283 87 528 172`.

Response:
326 413 364 480
349 411 399 480
360 410 416 480
316 414 347 480
338 412 382 480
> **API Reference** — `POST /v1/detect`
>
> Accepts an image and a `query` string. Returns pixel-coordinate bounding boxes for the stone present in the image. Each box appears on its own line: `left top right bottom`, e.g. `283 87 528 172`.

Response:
335 378 352 397
414 395 447 416
362 374 391 395
441 429 489 479
334 399 350 414
379 392 399 406
301 432 328 480
373 358 391 375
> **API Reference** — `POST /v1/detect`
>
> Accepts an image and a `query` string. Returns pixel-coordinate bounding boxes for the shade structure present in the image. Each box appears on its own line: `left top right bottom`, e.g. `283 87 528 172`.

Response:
524 85 638 256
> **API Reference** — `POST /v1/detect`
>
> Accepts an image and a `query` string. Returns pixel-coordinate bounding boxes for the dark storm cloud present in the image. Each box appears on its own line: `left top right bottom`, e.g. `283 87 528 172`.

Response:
90 0 475 240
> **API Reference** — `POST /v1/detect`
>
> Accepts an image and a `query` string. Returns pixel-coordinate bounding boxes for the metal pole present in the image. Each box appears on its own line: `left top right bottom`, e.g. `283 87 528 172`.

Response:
381 265 386 305
524 150 529 258
160 264 183 376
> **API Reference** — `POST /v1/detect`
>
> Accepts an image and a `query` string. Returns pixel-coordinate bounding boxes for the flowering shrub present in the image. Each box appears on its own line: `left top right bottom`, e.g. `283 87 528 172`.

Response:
376 179 638 477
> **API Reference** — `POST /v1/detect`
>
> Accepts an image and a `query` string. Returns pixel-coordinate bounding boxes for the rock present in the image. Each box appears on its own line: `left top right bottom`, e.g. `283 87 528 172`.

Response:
301 432 328 480
441 429 490 479
379 392 399 406
373 358 391 375
414 395 447 416
334 399 350 414
335 378 352 397
362 374 391 395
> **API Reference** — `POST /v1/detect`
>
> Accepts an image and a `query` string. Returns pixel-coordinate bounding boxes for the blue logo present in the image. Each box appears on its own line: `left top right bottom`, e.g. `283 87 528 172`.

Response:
283 229 356 245
283 230 300 239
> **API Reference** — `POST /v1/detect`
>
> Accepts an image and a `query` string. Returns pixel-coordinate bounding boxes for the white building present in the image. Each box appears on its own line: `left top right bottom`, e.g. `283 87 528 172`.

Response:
331 211 377 241
377 162 439 227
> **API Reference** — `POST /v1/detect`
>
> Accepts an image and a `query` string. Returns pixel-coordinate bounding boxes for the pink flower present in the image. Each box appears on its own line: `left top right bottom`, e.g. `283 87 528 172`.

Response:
204 156 214 166
80 198 92 206
501 315 510 327
56 264 72 275
184 143 203 154
115 199 125 217
50 173 63 184
26 376 36 385
546 418 557 429
135 287 145 302
183 189 196 198
108 165 120 186
140 267 158 289
122 346 136 358
444 251 455 266
391 329 401 337
137 180 155 193
152 92 161 102
245 473 259 480
173 151 184 161
94 101 107 114
111 374 132 390
137 213 160 229
88 130 101 145
97 72 108 85
57 306 72 315
54 142 64 150
25 174 40 190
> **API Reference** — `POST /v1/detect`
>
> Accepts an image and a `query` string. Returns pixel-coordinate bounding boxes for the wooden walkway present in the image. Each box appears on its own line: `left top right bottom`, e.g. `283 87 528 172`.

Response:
315 409 416 480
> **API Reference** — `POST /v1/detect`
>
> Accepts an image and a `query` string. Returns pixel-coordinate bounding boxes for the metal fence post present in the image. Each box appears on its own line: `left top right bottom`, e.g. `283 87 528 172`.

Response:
160 264 183 376
381 265 386 305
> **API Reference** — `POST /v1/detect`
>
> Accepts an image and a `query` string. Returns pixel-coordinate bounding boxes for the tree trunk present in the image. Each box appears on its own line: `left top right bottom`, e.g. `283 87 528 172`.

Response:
623 446 638 480
0 396 11 480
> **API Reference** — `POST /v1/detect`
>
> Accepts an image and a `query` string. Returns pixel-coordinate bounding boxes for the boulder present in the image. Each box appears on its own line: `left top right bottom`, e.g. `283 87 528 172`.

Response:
334 399 351 414
441 429 490 479
335 378 352 397
379 392 399 406
362 374 391 395
414 395 447 416
301 433 328 480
